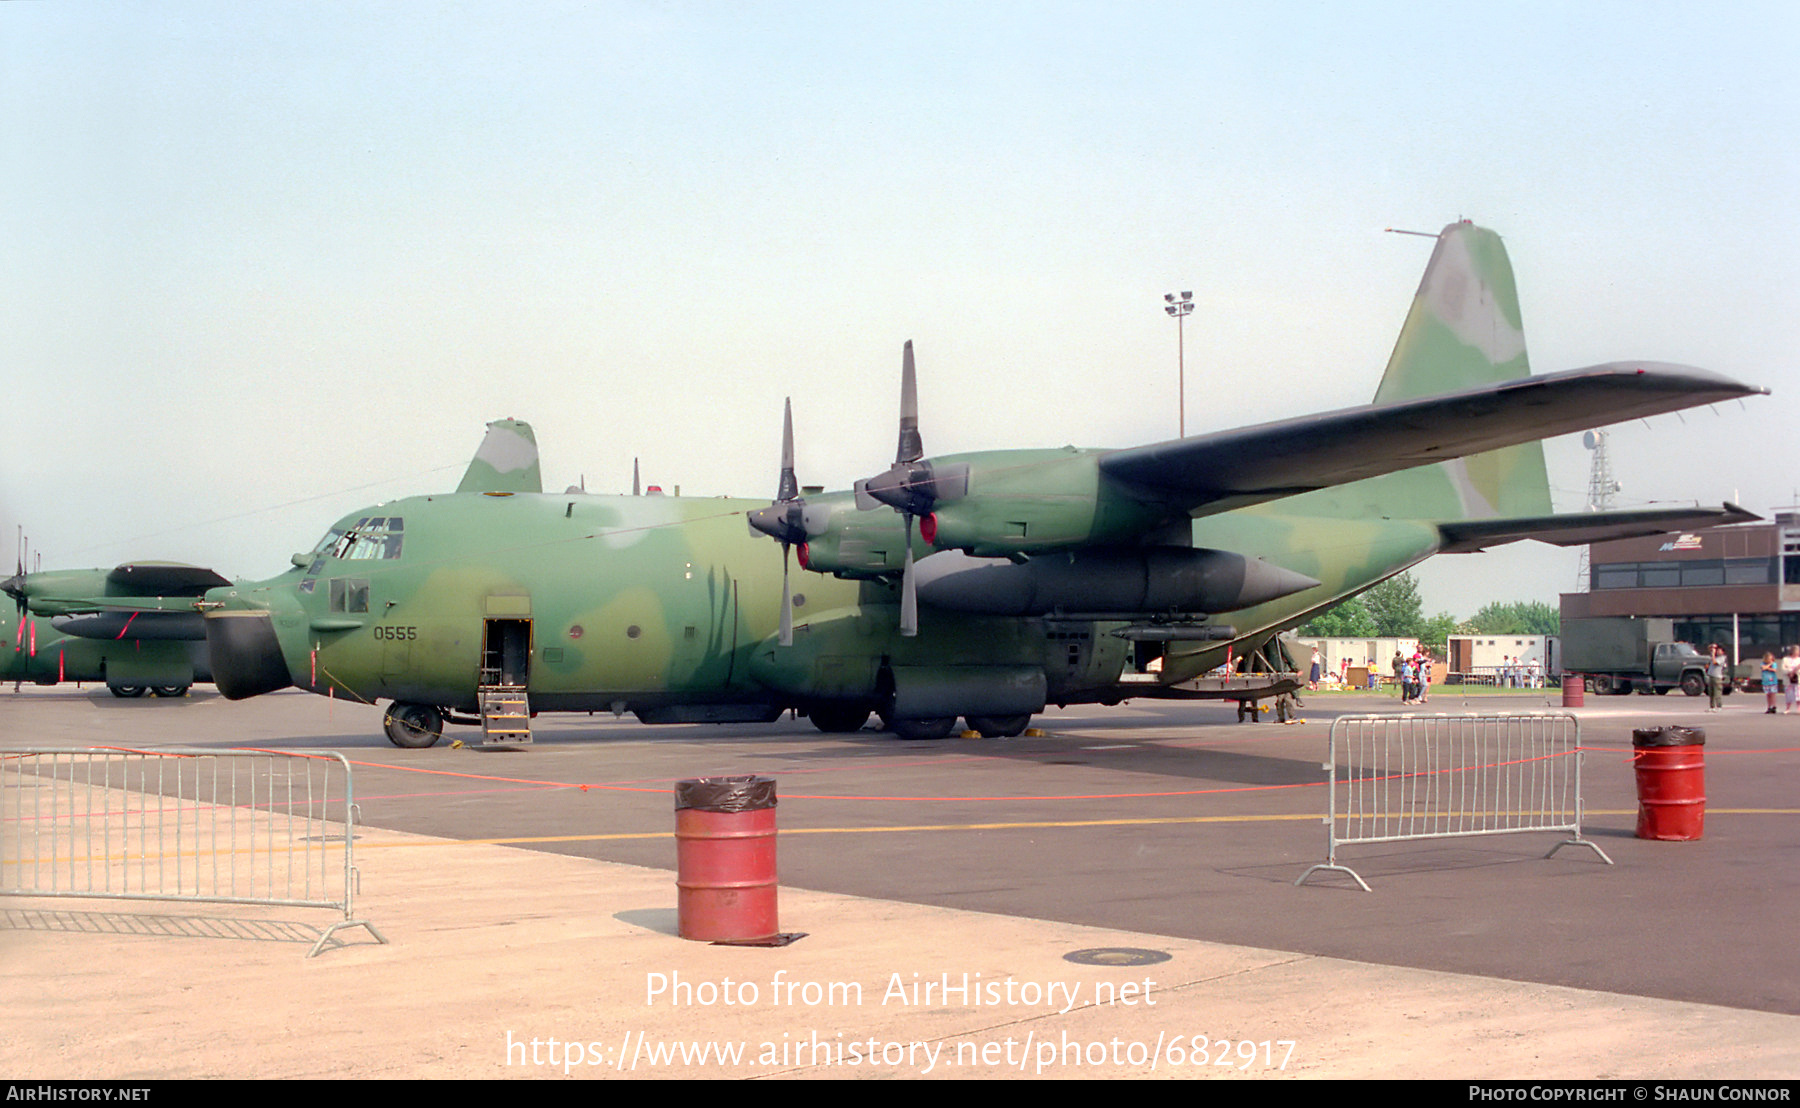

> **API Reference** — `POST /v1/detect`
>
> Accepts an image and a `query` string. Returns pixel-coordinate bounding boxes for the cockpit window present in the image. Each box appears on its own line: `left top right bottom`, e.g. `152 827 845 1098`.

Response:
316 517 405 561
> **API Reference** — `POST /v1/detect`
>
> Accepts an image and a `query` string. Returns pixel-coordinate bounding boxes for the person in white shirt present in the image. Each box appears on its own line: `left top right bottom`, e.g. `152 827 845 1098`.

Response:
1782 646 1800 714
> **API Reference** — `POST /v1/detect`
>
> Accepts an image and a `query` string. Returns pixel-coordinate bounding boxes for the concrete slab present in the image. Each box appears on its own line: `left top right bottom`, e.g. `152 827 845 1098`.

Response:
4 685 1798 1079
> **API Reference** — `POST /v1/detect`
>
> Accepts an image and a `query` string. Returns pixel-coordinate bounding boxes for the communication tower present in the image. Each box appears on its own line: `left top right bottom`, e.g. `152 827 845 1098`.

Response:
1576 430 1622 591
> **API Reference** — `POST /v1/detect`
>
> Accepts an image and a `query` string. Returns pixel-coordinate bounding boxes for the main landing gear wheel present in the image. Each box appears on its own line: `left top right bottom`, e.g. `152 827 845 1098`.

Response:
384 702 445 749
110 686 146 699
807 703 871 733
889 716 958 741
151 685 189 698
965 714 1031 738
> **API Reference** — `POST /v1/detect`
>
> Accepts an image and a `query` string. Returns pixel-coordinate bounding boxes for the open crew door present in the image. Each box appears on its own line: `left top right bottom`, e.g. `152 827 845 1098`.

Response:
480 594 533 745
481 618 532 686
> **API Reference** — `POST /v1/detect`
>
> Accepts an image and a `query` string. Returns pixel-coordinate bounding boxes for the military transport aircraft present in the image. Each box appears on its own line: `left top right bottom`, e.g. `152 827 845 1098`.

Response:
41 221 1764 746
3 561 228 696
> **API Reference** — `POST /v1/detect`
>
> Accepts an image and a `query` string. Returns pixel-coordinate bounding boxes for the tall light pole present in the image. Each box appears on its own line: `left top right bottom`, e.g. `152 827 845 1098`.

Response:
1164 291 1193 438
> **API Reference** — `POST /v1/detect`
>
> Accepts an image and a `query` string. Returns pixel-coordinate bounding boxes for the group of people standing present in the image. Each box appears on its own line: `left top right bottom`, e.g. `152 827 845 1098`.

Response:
1391 649 1433 705
1494 655 1543 688
1755 644 1800 715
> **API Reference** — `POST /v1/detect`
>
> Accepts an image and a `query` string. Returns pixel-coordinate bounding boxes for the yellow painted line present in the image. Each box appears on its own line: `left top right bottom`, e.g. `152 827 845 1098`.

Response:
350 808 1800 849
11 809 1799 861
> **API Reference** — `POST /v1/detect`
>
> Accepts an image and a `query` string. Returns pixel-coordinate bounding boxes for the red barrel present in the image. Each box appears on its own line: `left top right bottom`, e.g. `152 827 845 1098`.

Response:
675 776 778 942
1632 727 1705 841
1561 675 1585 708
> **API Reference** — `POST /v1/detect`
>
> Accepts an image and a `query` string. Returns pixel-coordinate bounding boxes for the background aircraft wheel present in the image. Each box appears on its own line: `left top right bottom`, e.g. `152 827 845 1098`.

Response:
807 703 871 733
1681 674 1704 697
110 686 147 699
384 703 444 749
150 685 189 698
965 714 1031 738
890 717 957 741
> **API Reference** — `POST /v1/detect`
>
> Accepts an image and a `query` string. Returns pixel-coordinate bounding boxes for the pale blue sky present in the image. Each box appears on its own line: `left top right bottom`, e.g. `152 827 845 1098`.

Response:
4 1 1795 616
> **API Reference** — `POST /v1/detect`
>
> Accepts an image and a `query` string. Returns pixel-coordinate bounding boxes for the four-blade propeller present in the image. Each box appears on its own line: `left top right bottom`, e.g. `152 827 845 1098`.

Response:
745 399 808 646
5 528 29 623
854 341 937 637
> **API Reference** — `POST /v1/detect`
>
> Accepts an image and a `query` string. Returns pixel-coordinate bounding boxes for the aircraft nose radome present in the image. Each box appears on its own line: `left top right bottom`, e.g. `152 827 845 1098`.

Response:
203 610 294 699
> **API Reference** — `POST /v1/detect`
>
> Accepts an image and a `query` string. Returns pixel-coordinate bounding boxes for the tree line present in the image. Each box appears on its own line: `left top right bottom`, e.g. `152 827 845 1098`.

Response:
1295 571 1559 642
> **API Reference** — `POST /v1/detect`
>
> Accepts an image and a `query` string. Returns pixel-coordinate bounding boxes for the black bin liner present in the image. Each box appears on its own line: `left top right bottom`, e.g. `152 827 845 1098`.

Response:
675 775 777 813
1632 726 1706 748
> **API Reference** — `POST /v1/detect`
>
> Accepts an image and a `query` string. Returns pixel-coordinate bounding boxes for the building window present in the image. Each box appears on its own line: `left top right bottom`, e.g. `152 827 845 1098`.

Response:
1594 564 1638 589
1593 558 1772 590
1724 558 1774 586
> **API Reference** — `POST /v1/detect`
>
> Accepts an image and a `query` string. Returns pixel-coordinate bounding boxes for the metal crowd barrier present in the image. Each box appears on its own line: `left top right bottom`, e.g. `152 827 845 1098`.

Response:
1296 713 1612 891
1 747 386 956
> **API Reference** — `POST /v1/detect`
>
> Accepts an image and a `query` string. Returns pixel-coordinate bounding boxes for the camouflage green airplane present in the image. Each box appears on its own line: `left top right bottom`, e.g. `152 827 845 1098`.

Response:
126 222 1764 746
3 562 229 696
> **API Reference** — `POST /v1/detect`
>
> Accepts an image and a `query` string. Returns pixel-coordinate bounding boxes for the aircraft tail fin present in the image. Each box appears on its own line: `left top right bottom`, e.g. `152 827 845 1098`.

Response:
1373 221 1552 519
456 419 543 494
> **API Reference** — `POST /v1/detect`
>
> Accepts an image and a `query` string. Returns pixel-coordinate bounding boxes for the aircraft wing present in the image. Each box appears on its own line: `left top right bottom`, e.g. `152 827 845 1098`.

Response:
1098 362 1765 515
1435 503 1761 554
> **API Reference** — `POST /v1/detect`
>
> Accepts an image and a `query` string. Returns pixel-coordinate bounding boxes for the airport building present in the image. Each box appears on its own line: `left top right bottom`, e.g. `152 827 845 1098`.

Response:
1558 510 1800 666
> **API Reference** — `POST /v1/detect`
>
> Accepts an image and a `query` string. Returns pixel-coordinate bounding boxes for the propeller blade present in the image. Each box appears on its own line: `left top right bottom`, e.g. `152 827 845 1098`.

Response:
776 398 798 502
899 514 918 637
10 527 25 618
896 340 922 464
779 545 794 647
632 458 640 497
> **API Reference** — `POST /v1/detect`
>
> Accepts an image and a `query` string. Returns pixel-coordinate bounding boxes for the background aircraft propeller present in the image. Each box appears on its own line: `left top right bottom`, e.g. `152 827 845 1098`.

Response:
5 528 30 622
745 399 808 646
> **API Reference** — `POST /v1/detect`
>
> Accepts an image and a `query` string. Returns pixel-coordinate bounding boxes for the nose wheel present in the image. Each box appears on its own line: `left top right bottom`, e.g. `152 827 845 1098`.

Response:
384 702 445 748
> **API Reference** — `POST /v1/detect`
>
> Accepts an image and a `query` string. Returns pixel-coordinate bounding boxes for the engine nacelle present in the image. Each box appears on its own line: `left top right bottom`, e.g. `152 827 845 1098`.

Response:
913 547 1320 617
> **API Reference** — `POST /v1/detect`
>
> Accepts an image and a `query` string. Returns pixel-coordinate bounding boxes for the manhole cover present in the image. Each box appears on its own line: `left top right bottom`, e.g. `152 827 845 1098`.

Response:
1063 947 1171 967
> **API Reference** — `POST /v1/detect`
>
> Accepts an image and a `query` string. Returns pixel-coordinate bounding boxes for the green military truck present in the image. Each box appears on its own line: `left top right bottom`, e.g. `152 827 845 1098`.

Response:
1559 616 1715 696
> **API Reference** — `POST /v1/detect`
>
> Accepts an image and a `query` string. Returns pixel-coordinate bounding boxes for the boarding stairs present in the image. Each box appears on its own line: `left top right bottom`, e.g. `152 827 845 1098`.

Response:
478 684 532 746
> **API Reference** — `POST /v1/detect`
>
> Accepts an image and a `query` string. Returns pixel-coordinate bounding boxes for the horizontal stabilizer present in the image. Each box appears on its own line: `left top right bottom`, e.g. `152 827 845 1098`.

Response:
1435 503 1761 554
1099 363 1765 516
